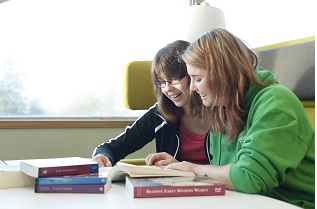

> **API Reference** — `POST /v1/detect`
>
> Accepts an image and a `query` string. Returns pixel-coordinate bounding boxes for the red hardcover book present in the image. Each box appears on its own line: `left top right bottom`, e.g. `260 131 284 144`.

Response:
20 157 98 178
126 176 225 198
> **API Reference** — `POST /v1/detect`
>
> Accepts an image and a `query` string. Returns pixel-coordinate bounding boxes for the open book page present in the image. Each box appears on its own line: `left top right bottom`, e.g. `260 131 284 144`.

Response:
0 160 7 167
109 162 195 182
0 160 35 189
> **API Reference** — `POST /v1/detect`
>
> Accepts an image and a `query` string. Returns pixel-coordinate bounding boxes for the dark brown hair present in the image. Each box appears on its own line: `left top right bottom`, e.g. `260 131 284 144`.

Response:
151 40 203 122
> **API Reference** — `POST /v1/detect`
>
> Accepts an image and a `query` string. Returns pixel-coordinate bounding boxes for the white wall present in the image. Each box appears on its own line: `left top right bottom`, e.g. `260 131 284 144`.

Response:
208 0 315 47
0 128 156 161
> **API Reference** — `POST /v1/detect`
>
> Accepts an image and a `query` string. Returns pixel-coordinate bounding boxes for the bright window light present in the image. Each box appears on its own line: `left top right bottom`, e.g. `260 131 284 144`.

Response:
0 0 185 117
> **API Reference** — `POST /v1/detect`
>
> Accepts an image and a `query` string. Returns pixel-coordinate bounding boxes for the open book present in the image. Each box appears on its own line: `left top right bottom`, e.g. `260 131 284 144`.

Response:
0 160 35 189
108 162 195 182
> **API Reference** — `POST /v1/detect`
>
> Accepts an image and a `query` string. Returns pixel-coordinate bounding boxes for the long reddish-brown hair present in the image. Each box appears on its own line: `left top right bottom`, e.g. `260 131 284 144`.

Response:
182 28 273 141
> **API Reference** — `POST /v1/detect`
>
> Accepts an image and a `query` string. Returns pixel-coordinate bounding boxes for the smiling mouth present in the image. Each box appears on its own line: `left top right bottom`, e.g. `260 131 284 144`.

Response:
169 93 181 99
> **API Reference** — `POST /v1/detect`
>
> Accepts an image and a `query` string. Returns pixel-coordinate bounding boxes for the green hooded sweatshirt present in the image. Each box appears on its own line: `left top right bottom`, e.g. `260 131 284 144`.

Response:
209 69 315 209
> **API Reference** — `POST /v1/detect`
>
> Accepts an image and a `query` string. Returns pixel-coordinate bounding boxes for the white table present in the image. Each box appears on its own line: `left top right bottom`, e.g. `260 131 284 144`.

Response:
0 182 300 209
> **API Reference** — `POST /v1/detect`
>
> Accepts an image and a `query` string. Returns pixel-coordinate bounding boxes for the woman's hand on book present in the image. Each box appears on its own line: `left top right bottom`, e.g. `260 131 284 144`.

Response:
92 154 112 167
164 161 199 173
166 162 235 190
145 152 179 166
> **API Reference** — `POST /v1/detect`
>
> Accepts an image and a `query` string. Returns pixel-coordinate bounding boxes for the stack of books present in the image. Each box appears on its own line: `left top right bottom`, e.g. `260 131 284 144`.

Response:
18 157 226 197
20 157 110 194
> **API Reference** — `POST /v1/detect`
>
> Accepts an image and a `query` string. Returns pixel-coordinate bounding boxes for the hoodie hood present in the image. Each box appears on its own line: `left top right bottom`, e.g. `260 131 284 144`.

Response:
242 68 278 108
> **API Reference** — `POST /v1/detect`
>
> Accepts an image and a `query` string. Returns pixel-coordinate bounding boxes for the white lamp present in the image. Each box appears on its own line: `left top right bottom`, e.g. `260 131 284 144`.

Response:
184 0 226 42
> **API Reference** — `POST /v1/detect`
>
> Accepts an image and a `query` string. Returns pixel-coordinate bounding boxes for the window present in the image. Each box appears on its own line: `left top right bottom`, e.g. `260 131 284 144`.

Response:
0 0 314 118
0 0 186 118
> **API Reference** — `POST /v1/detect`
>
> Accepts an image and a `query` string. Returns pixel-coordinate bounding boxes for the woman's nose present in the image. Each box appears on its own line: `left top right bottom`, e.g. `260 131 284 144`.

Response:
164 82 174 91
189 81 196 92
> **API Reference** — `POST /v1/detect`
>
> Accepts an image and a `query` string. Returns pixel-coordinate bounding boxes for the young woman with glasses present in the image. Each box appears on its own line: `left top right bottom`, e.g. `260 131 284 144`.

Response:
92 40 210 167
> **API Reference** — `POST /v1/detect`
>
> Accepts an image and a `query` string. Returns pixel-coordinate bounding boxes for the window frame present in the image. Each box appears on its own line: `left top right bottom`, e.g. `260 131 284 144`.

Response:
0 118 135 129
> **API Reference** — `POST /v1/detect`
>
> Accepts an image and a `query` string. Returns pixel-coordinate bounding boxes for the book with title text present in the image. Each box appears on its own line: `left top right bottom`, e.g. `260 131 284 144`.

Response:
34 167 111 194
20 157 99 178
35 183 110 194
126 175 226 198
36 170 108 185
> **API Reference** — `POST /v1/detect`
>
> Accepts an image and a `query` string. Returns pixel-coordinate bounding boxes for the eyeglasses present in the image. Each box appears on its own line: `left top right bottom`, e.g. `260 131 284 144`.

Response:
155 74 186 88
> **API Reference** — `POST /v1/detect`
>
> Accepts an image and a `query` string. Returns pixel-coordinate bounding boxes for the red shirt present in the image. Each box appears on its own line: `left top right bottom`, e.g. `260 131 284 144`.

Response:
176 122 209 164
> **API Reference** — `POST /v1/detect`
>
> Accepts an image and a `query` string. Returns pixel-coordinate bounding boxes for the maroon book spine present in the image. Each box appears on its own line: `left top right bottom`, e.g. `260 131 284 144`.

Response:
35 184 105 194
38 164 98 177
133 185 225 198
